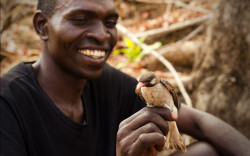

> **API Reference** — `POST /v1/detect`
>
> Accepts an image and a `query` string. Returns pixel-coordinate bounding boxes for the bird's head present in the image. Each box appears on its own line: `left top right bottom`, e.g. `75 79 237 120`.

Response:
136 72 160 89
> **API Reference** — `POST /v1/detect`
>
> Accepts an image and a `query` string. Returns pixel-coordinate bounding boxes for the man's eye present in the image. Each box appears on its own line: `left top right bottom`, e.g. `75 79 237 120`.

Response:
71 17 88 24
105 19 117 28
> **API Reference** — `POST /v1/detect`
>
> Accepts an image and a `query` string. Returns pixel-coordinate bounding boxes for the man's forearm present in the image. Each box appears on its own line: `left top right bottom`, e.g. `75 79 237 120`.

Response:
198 110 250 155
177 105 250 155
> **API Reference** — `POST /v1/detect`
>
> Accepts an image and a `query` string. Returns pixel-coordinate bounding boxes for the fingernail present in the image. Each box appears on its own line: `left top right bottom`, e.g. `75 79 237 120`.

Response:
164 136 167 142
171 112 178 119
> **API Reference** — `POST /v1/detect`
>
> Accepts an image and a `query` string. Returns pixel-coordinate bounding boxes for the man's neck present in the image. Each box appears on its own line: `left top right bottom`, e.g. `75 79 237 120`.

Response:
32 58 86 123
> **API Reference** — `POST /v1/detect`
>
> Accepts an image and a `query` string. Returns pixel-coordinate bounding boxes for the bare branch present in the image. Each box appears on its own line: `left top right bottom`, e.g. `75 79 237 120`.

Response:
129 0 210 13
159 24 205 55
134 14 213 39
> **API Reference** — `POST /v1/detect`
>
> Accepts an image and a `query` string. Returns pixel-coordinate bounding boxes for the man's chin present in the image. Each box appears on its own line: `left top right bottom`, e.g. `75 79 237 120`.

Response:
81 68 104 80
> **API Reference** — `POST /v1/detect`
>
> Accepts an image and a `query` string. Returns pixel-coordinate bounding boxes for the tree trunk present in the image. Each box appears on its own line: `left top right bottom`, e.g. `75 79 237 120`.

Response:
192 0 250 138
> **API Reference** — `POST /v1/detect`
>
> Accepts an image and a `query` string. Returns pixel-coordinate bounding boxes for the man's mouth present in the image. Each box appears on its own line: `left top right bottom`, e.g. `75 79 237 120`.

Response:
79 49 106 59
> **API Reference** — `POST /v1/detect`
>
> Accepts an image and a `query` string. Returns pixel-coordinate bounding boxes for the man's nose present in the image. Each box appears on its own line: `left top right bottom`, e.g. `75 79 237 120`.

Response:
86 22 110 43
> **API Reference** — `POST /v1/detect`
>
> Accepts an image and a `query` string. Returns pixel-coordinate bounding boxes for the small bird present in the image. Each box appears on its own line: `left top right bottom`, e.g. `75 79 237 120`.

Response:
135 72 187 152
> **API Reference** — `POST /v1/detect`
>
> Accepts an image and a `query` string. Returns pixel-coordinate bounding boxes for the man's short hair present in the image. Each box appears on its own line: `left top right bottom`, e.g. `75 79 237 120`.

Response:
37 0 58 15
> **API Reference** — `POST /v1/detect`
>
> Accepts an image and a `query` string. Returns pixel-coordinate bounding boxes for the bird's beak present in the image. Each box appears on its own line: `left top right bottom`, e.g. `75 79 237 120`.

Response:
136 82 146 89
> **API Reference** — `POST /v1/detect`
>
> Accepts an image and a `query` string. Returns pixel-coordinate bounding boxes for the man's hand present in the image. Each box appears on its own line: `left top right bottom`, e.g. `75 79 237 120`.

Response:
116 107 178 156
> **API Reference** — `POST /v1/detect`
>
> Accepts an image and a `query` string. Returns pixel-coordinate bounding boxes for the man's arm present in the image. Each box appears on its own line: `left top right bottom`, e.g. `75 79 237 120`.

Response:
116 103 250 156
176 104 250 156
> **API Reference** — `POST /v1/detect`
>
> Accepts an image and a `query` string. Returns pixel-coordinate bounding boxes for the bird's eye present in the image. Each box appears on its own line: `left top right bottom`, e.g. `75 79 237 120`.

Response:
150 78 156 85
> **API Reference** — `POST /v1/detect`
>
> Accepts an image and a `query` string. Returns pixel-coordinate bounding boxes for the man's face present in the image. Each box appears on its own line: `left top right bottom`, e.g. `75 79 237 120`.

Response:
46 0 118 79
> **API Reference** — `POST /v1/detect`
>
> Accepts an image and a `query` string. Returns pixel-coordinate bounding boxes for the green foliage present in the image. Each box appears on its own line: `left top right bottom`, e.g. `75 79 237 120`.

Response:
113 36 161 68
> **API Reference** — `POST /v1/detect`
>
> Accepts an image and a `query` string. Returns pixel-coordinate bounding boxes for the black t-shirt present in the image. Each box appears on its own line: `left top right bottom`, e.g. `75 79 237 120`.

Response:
0 62 145 156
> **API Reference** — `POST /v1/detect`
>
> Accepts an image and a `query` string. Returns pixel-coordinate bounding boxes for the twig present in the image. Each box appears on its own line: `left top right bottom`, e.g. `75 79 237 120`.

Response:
19 1 37 6
1 4 23 28
0 51 17 60
166 0 173 13
1 2 36 33
159 24 205 55
130 0 210 13
117 24 193 107
172 0 210 14
135 14 212 38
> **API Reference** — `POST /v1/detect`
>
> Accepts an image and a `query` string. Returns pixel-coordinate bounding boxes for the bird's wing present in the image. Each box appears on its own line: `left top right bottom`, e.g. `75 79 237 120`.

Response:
135 87 147 104
160 78 180 109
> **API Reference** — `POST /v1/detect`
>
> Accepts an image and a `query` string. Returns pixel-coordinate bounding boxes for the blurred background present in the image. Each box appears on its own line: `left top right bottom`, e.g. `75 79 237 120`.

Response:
1 0 249 154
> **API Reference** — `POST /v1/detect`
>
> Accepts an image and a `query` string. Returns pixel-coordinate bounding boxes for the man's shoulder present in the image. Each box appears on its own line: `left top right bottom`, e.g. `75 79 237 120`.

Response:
0 62 36 102
1 62 33 82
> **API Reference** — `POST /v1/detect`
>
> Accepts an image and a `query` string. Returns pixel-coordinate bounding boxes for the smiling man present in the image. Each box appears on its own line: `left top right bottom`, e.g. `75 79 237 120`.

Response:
34 0 119 80
1 0 250 156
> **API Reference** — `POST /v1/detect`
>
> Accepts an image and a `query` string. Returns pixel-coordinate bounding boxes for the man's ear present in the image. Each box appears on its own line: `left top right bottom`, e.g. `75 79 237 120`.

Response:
33 11 49 40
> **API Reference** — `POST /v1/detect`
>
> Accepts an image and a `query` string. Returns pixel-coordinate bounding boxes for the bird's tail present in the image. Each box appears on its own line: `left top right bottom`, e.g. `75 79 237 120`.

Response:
165 121 187 152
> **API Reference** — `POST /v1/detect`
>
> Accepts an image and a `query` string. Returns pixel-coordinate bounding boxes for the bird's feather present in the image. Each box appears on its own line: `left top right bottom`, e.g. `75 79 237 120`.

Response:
160 78 180 109
135 87 146 103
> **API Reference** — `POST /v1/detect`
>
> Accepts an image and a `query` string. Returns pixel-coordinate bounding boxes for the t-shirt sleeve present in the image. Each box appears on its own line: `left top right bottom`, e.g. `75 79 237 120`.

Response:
0 98 27 156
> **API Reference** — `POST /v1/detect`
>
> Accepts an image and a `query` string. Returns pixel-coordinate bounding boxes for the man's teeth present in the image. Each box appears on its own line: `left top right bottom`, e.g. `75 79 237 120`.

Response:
79 49 105 58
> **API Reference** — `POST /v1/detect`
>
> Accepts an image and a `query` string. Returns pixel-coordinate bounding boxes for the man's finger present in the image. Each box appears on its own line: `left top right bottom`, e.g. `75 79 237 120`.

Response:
119 106 175 129
131 132 166 154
